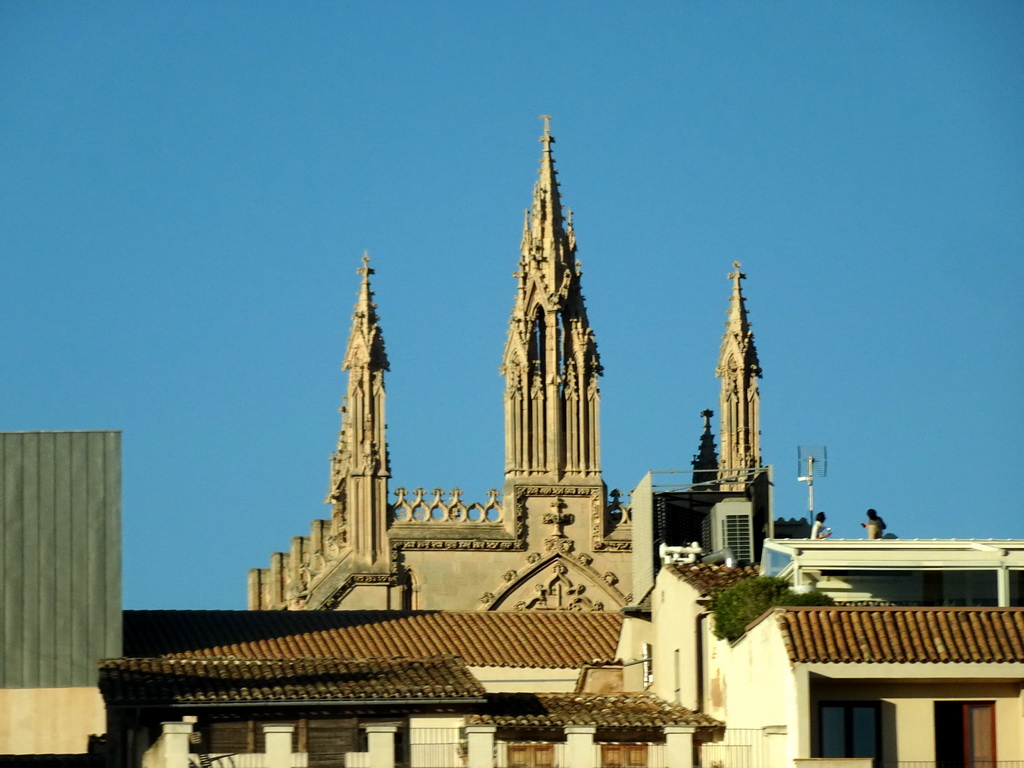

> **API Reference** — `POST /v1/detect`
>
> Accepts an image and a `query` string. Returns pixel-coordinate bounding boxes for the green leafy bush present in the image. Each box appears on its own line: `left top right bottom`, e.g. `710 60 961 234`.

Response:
708 576 834 641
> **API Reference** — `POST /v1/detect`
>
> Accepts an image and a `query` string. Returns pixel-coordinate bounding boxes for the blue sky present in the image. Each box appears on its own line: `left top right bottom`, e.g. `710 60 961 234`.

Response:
2 2 1021 609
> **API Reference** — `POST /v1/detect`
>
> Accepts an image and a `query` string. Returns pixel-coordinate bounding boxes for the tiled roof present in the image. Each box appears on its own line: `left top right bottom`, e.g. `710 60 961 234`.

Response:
468 693 720 729
667 564 760 596
99 655 486 706
777 606 1024 664
124 610 622 669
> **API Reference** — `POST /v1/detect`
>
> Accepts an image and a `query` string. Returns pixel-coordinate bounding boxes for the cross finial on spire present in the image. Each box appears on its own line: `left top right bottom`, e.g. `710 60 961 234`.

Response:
539 115 554 151
358 250 374 280
701 409 714 429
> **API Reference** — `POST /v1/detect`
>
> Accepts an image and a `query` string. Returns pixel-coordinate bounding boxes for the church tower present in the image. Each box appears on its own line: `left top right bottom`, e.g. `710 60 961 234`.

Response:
502 116 603 485
716 262 762 489
327 253 390 565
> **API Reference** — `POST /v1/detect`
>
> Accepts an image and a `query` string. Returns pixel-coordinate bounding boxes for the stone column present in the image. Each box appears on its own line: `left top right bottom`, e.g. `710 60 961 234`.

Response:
365 724 398 768
464 725 496 768
663 726 696 768
158 722 193 768
264 725 295 768
564 726 596 768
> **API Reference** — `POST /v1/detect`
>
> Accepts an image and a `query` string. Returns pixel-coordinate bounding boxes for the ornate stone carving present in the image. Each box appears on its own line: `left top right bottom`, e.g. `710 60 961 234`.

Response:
395 538 524 551
607 488 632 526
319 573 397 610
544 536 575 554
391 487 503 524
519 565 598 612
592 539 632 552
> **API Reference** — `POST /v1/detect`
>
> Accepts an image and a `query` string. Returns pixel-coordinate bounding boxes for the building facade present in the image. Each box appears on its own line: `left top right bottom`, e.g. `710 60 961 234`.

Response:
0 431 122 755
248 121 765 613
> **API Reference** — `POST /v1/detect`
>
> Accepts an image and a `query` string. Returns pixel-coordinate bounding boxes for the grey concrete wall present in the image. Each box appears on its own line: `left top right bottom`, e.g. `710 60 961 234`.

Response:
1 431 121 688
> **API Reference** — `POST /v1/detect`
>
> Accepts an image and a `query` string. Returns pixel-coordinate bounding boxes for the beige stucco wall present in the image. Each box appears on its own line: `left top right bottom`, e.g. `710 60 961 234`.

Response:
649 569 713 709
0 687 105 754
616 613 652 692
807 678 1023 764
469 666 579 692
704 611 800 751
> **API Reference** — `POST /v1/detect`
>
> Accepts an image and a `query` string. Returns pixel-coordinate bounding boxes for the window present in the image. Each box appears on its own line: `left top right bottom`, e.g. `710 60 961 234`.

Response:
935 701 996 767
818 702 880 760
600 743 647 768
1009 570 1024 606
507 744 554 768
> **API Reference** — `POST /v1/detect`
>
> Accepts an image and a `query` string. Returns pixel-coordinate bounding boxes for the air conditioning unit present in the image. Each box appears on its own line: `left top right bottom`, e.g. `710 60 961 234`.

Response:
710 499 754 563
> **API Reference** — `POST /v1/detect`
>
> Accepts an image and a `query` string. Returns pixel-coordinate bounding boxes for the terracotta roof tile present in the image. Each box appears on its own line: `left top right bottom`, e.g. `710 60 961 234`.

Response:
99 655 486 706
124 610 622 669
667 564 760 596
467 693 720 729
777 607 1024 664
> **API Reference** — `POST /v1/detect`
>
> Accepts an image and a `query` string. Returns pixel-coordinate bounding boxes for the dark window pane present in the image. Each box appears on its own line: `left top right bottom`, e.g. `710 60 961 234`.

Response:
850 706 877 757
820 706 845 757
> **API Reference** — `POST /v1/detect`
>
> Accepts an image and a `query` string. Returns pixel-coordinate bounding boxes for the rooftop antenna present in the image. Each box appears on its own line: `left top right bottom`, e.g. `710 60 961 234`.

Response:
797 445 827 513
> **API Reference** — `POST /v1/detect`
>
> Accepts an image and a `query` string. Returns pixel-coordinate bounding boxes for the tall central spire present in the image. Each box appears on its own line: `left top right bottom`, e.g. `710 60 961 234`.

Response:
502 118 602 483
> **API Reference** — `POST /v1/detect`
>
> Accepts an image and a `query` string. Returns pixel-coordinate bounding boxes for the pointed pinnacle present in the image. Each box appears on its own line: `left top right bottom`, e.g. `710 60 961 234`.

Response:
726 262 749 331
532 116 563 236
344 252 388 372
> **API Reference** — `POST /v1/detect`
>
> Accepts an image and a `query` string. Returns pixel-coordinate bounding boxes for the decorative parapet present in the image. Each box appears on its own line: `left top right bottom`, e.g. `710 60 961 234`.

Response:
391 487 503 524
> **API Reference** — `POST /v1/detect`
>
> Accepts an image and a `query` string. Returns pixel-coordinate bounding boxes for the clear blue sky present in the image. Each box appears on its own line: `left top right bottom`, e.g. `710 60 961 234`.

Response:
2 2 1021 609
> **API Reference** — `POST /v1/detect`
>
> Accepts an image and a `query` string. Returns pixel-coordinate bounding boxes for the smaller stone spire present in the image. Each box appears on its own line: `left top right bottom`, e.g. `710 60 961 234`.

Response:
328 253 390 564
691 409 719 490
716 262 762 488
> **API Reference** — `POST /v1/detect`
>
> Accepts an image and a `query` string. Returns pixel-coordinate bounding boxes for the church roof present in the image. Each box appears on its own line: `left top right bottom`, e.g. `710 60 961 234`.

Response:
99 655 485 706
467 693 720 729
775 606 1024 664
666 563 760 596
124 610 623 669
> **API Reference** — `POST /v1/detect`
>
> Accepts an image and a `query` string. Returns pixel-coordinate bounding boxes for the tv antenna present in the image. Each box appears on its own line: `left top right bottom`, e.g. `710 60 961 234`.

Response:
797 445 827 513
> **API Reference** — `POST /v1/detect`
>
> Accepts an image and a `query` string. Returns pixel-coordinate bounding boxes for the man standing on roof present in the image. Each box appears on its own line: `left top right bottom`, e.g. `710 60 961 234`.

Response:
862 508 886 539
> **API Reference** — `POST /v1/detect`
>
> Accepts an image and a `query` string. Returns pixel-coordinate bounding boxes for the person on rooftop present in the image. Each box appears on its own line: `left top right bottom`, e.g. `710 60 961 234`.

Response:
810 511 831 539
862 508 886 539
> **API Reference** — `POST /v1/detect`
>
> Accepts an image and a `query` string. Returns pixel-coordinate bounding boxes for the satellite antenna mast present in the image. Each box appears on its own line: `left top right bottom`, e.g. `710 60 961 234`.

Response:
797 445 828 513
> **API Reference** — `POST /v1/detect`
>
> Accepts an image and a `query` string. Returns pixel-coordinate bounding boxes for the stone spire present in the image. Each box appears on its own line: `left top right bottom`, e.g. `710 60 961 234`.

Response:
326 252 390 564
502 117 602 483
691 409 719 489
716 262 762 488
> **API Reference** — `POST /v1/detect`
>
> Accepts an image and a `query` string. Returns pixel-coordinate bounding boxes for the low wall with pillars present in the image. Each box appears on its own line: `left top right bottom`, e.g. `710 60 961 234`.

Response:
143 721 308 768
